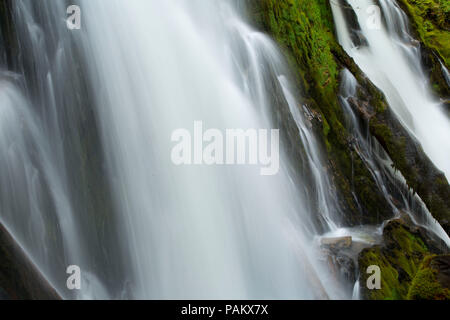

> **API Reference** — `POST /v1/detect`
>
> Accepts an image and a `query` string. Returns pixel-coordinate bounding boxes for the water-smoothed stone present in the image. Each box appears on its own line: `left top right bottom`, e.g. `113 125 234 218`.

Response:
321 236 353 250
323 248 357 292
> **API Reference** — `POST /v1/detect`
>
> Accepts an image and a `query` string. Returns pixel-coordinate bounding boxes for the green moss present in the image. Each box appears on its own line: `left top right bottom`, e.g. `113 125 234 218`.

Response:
358 220 430 300
371 121 412 177
397 0 450 68
247 0 397 225
359 247 403 300
360 221 450 300
368 103 450 227
407 255 450 300
257 0 340 93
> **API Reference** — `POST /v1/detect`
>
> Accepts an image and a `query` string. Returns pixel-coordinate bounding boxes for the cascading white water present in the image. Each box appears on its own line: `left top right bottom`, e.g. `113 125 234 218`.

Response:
0 73 82 297
3 0 448 301
0 0 353 299
338 68 450 246
331 0 450 180
75 0 342 299
441 60 450 87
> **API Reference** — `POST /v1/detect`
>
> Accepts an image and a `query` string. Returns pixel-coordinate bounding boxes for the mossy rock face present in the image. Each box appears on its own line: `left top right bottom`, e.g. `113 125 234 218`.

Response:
245 0 399 226
396 0 450 98
332 42 450 235
396 0 449 68
358 218 449 300
407 254 450 300
245 0 450 230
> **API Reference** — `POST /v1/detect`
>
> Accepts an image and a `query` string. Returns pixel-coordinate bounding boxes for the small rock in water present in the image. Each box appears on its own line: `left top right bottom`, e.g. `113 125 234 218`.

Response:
320 236 352 250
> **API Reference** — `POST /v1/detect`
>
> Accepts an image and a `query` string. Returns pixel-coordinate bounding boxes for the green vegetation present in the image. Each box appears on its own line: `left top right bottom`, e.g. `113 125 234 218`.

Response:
397 0 450 97
359 219 450 300
247 0 450 230
358 220 429 300
407 255 450 300
256 0 339 94
247 0 396 225
397 0 450 68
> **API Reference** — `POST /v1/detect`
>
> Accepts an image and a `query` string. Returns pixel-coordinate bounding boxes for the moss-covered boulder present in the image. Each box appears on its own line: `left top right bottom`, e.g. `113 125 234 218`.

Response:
358 217 449 300
396 0 450 98
407 254 450 300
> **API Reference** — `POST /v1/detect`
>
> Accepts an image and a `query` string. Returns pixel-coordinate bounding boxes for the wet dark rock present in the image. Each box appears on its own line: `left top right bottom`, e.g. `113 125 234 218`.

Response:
321 236 357 293
433 255 450 289
327 250 357 284
0 0 17 69
332 44 450 236
338 0 369 48
0 222 61 300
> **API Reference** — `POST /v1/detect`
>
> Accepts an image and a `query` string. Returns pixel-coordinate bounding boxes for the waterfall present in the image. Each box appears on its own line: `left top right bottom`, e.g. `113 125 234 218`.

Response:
331 0 450 246
338 69 450 246
441 60 450 88
0 0 351 299
331 0 450 180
